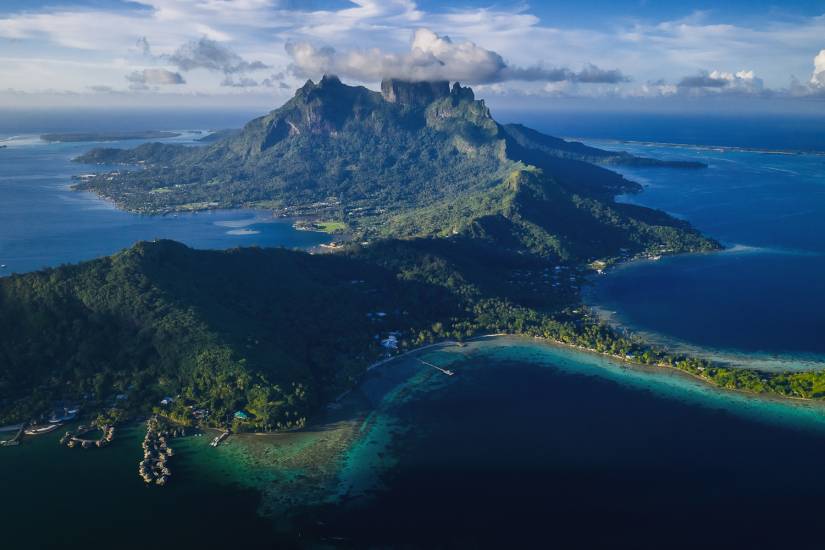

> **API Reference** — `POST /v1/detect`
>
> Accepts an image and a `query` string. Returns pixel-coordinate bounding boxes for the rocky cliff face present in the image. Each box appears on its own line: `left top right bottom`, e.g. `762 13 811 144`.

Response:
380 79 451 107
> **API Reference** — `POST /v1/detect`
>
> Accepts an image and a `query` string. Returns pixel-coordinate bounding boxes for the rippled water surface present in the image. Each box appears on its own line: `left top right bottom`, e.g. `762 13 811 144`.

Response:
579 139 825 369
0 131 328 275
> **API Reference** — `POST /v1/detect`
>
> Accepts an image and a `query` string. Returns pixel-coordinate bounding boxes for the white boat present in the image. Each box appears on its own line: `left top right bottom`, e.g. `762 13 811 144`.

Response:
49 408 79 423
0 423 23 433
24 423 61 435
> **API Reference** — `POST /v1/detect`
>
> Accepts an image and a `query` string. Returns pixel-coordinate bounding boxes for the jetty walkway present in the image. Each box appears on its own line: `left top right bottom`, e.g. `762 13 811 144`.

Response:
60 425 114 449
417 359 455 376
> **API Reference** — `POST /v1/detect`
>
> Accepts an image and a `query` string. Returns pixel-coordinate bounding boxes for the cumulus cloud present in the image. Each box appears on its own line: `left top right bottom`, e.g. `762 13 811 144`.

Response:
678 70 764 94
220 76 260 88
811 49 825 88
261 72 289 89
136 36 152 57
573 64 630 84
167 37 269 75
635 79 678 97
87 85 115 93
286 28 627 85
126 68 186 90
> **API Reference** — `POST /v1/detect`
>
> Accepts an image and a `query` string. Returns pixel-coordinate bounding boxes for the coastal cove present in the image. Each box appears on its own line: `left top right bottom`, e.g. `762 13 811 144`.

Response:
576 138 825 372
0 131 330 275
7 336 825 548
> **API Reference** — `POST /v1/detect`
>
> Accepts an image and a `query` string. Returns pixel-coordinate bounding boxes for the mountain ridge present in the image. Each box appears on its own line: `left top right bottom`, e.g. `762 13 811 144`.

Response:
73 76 713 262
0 77 726 424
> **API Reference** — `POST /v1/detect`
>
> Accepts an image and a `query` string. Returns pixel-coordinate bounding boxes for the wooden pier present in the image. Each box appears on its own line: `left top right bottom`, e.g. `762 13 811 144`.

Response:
0 424 25 447
418 359 455 376
210 429 231 448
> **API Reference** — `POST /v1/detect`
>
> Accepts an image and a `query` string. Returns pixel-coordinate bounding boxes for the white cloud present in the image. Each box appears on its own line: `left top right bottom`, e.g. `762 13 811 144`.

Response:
678 69 764 94
286 28 627 85
126 68 186 90
0 0 823 107
87 85 115 93
167 37 269 75
811 49 825 88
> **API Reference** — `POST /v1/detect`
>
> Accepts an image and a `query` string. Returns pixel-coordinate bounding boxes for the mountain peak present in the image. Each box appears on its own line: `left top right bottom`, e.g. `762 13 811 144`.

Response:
380 78 450 107
297 74 345 95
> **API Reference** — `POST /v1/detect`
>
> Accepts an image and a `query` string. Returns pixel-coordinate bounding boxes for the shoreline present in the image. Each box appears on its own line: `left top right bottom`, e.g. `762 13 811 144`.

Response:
238 323 825 441
581 250 825 374
576 136 825 158
355 330 825 411
473 333 825 409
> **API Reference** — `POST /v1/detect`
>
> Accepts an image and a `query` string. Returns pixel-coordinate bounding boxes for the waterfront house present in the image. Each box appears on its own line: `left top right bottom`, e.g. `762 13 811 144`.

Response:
381 335 399 350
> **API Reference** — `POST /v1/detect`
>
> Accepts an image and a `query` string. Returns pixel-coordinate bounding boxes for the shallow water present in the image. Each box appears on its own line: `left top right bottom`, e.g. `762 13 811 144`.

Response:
7 337 825 547
294 337 825 548
0 424 277 548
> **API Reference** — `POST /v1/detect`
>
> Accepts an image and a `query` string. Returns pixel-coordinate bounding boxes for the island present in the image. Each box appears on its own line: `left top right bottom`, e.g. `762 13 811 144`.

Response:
195 129 241 143
41 131 181 143
6 76 813 443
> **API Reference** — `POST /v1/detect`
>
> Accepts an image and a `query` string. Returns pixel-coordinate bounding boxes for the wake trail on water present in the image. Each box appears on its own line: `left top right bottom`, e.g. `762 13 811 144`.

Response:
722 244 823 257
0 135 45 147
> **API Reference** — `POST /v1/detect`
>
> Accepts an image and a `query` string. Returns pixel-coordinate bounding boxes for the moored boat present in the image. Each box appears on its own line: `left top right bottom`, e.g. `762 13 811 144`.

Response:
24 423 61 435
49 408 79 424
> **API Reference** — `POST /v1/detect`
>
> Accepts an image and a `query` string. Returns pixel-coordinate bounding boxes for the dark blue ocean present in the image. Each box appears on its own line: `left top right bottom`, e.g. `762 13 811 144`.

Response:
497 110 825 370
556 137 825 369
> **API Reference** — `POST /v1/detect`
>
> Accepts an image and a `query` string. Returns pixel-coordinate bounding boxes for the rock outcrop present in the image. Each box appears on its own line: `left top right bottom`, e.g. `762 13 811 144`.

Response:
380 79 450 107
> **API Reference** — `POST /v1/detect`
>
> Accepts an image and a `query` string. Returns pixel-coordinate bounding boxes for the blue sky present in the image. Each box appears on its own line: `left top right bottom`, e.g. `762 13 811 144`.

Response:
1 1 823 110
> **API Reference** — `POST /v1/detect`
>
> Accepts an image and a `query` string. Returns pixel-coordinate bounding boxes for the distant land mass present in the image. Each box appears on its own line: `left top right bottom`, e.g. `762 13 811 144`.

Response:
74 77 703 220
2 77 740 427
195 129 242 143
41 130 181 143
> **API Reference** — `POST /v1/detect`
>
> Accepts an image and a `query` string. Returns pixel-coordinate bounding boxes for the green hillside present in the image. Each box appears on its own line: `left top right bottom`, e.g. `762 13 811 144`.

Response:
73 76 715 260
0 77 727 425
0 240 464 426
